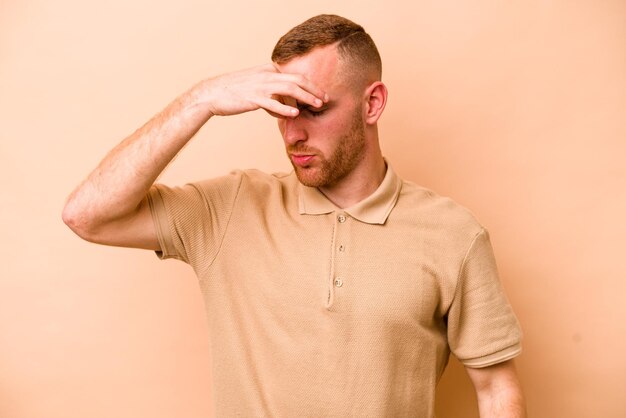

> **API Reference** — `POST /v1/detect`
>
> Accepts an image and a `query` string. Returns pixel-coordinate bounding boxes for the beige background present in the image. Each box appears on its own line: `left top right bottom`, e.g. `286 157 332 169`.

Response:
1 0 625 417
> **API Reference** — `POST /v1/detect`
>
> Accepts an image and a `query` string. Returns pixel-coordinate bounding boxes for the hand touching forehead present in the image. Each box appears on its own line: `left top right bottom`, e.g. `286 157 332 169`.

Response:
275 44 345 100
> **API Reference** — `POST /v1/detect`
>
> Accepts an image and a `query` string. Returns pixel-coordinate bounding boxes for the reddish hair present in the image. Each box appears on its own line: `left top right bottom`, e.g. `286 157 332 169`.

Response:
272 14 382 81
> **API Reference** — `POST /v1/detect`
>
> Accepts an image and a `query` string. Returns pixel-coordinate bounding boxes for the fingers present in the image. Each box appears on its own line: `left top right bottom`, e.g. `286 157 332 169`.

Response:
203 64 327 118
258 97 300 118
277 73 328 107
262 77 326 118
265 63 327 103
260 64 328 109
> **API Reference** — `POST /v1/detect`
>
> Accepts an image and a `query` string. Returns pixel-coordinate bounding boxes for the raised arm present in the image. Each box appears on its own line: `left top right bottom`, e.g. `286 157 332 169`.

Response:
465 360 527 418
62 64 327 249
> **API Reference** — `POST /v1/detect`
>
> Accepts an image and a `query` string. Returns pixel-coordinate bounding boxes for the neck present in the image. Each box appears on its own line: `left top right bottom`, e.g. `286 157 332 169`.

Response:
319 151 387 209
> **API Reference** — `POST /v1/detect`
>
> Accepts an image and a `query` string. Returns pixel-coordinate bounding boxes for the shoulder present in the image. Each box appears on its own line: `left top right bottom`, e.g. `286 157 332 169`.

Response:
186 169 297 213
394 178 484 242
239 169 294 186
191 169 294 195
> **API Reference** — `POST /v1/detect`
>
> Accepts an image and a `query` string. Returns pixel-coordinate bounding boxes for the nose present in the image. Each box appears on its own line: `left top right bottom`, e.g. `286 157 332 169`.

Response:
280 116 307 146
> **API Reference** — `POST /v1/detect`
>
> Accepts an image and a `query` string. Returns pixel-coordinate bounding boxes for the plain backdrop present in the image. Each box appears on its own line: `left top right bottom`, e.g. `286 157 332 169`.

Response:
1 1 625 417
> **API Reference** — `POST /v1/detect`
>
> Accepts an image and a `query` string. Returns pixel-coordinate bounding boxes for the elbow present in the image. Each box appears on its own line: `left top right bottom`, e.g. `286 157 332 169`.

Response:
62 200 97 242
61 200 74 229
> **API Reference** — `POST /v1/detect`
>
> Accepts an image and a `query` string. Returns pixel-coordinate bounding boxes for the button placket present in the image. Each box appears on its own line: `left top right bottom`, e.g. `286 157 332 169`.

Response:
334 213 347 291
327 212 348 309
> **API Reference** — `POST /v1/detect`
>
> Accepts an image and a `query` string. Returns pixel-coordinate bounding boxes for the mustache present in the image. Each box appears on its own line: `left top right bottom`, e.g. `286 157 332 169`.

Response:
287 145 320 155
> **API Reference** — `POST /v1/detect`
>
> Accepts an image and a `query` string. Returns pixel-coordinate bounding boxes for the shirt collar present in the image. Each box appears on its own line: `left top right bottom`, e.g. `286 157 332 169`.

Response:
297 162 403 225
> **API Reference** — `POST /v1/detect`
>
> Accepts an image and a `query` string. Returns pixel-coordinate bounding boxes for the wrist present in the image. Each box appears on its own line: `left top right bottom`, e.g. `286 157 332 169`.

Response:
184 79 217 119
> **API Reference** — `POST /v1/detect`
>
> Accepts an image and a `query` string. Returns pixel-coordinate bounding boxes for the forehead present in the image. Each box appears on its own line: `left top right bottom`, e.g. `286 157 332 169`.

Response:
276 44 345 92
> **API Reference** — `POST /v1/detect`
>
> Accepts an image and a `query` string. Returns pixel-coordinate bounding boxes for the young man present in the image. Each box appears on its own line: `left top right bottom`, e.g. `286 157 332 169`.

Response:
63 14 526 417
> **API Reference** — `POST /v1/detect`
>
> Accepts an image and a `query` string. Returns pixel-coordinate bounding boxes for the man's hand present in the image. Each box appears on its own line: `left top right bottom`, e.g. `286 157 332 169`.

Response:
200 63 327 118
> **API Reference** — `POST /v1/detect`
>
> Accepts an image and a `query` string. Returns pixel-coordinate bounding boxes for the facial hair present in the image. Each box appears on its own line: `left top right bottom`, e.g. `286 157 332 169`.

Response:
289 109 366 188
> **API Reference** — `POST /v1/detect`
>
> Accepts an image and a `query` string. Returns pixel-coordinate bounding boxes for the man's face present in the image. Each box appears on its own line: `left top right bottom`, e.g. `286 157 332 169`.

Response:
276 45 366 189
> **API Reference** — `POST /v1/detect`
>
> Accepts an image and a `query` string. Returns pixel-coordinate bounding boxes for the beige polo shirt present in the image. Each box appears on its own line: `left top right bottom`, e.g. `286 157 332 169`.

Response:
147 165 521 418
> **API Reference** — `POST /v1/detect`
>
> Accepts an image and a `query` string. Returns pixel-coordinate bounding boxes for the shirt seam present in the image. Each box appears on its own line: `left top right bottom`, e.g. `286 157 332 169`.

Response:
194 173 244 275
452 227 486 303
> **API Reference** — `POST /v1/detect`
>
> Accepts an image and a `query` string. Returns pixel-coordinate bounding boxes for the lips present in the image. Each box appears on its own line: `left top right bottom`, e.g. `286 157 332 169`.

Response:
290 154 315 166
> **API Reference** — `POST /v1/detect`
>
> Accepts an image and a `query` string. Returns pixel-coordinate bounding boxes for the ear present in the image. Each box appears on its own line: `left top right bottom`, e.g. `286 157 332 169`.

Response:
363 81 388 125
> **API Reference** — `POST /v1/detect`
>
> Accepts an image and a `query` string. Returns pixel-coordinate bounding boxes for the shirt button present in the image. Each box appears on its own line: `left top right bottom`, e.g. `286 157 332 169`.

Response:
337 214 347 223
339 245 345 252
334 278 343 287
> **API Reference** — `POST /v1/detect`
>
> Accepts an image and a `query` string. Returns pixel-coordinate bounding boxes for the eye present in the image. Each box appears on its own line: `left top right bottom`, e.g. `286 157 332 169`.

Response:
306 108 326 117
299 105 326 117
296 102 329 118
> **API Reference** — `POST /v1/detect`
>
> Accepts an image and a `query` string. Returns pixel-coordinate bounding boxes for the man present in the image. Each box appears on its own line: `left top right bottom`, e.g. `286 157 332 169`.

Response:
63 14 526 417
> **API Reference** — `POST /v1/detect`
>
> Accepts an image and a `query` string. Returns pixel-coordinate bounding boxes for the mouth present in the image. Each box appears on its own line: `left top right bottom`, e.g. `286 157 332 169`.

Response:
290 154 316 166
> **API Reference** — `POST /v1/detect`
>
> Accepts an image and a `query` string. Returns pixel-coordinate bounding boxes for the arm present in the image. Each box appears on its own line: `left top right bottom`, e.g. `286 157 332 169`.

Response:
62 64 327 249
465 360 527 418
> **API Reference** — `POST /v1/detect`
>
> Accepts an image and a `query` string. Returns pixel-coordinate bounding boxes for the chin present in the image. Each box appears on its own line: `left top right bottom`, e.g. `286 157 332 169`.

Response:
293 166 329 188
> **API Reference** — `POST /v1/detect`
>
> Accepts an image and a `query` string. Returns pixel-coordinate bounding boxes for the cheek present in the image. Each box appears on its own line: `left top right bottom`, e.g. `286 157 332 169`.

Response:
310 113 347 136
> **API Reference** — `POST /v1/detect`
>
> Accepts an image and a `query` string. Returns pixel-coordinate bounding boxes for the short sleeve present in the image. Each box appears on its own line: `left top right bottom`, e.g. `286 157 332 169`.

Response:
447 228 522 368
147 171 243 269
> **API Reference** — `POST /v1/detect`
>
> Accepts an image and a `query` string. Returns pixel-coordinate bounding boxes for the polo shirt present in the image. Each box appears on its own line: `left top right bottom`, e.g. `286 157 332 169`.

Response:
147 164 522 417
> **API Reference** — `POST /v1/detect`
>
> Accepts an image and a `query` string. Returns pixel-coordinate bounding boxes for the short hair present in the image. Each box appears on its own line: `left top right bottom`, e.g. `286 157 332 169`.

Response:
271 14 382 81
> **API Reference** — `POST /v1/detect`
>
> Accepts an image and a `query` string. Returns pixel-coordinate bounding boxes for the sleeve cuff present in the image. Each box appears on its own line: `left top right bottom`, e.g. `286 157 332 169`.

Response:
460 342 522 368
147 185 181 260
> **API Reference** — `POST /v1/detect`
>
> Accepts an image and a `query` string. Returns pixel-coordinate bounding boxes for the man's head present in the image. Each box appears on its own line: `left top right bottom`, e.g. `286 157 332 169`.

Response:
272 15 387 193
272 14 382 92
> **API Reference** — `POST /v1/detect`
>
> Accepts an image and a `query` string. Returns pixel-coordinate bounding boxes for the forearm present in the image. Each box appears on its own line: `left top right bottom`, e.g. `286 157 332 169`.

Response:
63 81 213 236
476 385 526 418
63 64 327 242
466 360 527 418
